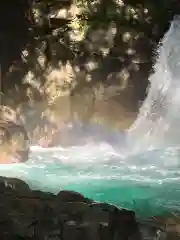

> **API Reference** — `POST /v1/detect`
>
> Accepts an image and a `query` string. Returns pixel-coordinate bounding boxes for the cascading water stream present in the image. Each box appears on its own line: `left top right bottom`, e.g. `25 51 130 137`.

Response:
127 15 180 152
1 16 180 218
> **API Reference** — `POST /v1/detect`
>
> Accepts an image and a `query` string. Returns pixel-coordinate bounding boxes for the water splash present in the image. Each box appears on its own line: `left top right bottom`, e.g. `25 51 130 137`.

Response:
127 15 180 152
1 16 180 217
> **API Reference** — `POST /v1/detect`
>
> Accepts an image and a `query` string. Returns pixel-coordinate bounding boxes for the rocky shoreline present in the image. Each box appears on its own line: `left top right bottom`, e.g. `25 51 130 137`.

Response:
0 176 178 239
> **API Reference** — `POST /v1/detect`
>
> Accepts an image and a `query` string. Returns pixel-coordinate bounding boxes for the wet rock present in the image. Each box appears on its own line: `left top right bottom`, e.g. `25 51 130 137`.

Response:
56 202 90 225
0 176 175 239
33 204 60 239
33 190 55 202
0 176 30 192
83 203 114 225
109 207 141 240
56 190 92 204
139 220 166 240
63 223 100 240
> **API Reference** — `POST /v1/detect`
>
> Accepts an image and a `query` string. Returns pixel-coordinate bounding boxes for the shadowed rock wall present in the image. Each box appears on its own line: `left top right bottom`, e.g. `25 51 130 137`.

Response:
0 0 180 139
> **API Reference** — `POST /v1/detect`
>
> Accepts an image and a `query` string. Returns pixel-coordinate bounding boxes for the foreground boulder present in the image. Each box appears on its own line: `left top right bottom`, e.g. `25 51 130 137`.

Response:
0 176 173 239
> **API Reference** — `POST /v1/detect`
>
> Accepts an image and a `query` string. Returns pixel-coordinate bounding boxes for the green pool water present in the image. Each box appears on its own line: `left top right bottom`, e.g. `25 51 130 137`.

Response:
0 145 179 218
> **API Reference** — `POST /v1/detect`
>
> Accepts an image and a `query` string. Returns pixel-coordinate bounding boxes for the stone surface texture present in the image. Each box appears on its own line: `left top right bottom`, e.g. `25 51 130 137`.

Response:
0 176 178 239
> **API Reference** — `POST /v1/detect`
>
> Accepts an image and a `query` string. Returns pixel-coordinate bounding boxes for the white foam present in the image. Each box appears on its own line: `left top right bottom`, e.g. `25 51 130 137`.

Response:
127 16 180 154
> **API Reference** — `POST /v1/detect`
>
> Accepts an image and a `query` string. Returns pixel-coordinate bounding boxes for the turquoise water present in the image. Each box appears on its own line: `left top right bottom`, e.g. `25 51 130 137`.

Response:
0 145 180 217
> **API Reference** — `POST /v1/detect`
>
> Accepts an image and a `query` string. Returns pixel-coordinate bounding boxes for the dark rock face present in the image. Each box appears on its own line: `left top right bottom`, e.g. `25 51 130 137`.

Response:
0 176 173 239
